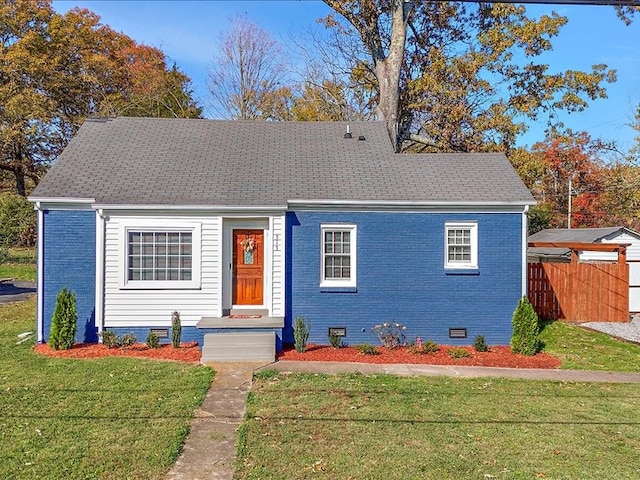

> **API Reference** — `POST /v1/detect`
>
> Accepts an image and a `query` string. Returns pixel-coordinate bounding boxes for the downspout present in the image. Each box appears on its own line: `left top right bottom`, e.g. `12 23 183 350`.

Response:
95 209 106 341
522 205 530 297
35 202 44 343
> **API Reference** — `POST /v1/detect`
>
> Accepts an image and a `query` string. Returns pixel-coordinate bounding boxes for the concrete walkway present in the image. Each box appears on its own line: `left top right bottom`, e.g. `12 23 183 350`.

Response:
265 360 640 383
166 359 640 480
166 362 268 480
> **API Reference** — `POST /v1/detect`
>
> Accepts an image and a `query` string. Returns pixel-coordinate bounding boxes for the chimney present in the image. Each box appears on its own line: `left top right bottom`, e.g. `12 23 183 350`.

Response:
343 124 352 139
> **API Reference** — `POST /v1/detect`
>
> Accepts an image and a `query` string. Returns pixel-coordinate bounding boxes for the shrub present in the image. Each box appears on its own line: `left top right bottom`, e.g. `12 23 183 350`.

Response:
371 321 407 349
447 347 471 359
171 310 182 348
0 192 36 247
328 331 343 348
511 296 540 356
356 343 379 355
408 338 439 354
474 335 489 352
101 330 120 348
146 331 160 349
120 333 137 348
293 316 311 353
49 288 77 350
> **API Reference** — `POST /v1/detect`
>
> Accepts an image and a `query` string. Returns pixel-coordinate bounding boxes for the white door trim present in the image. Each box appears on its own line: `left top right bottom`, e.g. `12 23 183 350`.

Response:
222 218 271 313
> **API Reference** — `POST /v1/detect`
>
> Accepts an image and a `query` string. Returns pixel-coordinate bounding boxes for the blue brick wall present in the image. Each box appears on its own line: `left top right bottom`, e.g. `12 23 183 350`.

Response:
285 211 524 346
108 326 282 351
42 210 97 343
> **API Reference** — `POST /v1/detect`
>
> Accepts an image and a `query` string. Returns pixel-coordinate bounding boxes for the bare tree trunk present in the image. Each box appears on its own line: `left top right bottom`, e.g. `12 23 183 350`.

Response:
324 0 411 152
374 1 410 152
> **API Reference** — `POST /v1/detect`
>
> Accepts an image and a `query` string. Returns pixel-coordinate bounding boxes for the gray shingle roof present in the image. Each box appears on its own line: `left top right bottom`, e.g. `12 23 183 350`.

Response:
528 227 640 260
31 117 535 207
529 227 628 244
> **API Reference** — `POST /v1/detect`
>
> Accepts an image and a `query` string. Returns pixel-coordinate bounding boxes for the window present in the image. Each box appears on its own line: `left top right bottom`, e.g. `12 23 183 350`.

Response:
321 224 356 287
445 222 478 269
128 231 192 281
121 222 201 289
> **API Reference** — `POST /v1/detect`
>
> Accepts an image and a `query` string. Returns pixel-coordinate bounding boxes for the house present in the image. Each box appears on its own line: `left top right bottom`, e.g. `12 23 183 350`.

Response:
29 117 535 361
529 227 640 314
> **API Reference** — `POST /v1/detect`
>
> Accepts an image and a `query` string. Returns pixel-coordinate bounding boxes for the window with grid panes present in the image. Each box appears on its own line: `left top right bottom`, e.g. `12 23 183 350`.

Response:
321 225 356 287
127 231 192 281
445 222 477 269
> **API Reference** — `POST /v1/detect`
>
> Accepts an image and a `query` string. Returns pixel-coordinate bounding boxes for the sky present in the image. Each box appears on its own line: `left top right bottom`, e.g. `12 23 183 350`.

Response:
52 1 640 151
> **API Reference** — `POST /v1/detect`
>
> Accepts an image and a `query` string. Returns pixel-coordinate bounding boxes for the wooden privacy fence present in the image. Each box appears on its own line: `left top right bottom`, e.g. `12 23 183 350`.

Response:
528 242 629 322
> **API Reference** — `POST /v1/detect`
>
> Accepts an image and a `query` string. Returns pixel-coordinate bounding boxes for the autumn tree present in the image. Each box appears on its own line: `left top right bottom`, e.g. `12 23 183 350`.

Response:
510 132 608 229
0 0 201 196
322 0 631 152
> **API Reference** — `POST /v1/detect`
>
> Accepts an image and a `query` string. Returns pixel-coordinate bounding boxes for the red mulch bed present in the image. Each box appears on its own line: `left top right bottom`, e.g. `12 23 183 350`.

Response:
278 344 561 369
33 342 201 363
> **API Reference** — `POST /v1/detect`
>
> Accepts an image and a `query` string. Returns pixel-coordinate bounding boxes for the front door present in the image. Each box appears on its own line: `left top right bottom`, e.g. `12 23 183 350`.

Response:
232 229 264 305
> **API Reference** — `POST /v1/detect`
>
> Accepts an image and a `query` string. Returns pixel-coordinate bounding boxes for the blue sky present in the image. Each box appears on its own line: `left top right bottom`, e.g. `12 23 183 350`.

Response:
52 1 639 150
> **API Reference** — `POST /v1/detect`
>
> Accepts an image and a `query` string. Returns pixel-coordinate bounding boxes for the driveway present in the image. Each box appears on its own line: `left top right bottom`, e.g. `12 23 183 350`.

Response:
0 279 36 304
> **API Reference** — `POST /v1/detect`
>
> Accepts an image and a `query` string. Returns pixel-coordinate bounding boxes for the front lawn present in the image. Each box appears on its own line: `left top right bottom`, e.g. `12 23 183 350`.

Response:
540 319 640 372
237 371 640 479
0 298 214 479
0 246 36 281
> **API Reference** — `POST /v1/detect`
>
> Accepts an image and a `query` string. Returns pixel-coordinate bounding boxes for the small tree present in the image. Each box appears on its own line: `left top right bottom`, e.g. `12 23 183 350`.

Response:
49 288 77 350
171 310 182 348
293 316 311 353
511 297 540 356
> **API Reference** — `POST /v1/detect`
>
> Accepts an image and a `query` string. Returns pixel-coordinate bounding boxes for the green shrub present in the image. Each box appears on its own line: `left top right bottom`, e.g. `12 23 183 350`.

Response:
101 330 120 349
171 310 182 348
49 288 77 350
120 333 137 348
447 347 471 359
329 331 343 348
511 296 540 356
408 339 439 354
474 335 489 352
0 192 36 247
293 316 311 353
146 331 160 349
356 343 379 355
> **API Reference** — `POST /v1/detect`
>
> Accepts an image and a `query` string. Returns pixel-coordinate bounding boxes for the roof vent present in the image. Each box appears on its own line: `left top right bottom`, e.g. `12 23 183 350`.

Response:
358 135 366 141
344 124 352 139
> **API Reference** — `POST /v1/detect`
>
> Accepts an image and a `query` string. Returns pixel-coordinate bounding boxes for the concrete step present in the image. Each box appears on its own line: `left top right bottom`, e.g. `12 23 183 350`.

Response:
201 332 275 362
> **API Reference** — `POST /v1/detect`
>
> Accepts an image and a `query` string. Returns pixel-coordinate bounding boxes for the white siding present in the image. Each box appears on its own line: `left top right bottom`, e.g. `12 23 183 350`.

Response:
104 214 223 327
578 232 640 262
102 212 287 327
270 215 285 316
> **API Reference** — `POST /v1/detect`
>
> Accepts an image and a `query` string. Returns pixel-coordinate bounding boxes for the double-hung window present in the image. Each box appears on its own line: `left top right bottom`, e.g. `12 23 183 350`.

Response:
321 224 356 287
122 222 201 289
445 222 478 269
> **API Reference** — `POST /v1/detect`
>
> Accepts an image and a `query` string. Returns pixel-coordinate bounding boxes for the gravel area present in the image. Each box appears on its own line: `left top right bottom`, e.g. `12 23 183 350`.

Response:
581 314 640 344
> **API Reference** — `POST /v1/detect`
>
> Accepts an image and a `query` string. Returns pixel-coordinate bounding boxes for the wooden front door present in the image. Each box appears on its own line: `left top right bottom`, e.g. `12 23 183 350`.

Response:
232 229 264 305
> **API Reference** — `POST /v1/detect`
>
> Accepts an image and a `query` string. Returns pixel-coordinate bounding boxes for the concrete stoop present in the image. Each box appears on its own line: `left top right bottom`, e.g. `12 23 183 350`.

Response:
201 332 276 362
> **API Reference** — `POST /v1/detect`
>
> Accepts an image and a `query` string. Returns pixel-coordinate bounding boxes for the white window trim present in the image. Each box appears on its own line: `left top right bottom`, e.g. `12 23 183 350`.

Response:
444 222 478 269
120 221 202 289
320 223 357 288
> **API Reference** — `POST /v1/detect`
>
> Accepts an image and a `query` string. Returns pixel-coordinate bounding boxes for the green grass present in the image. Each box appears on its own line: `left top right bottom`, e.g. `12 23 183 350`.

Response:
540 320 640 372
0 246 36 281
237 372 640 479
0 298 214 479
